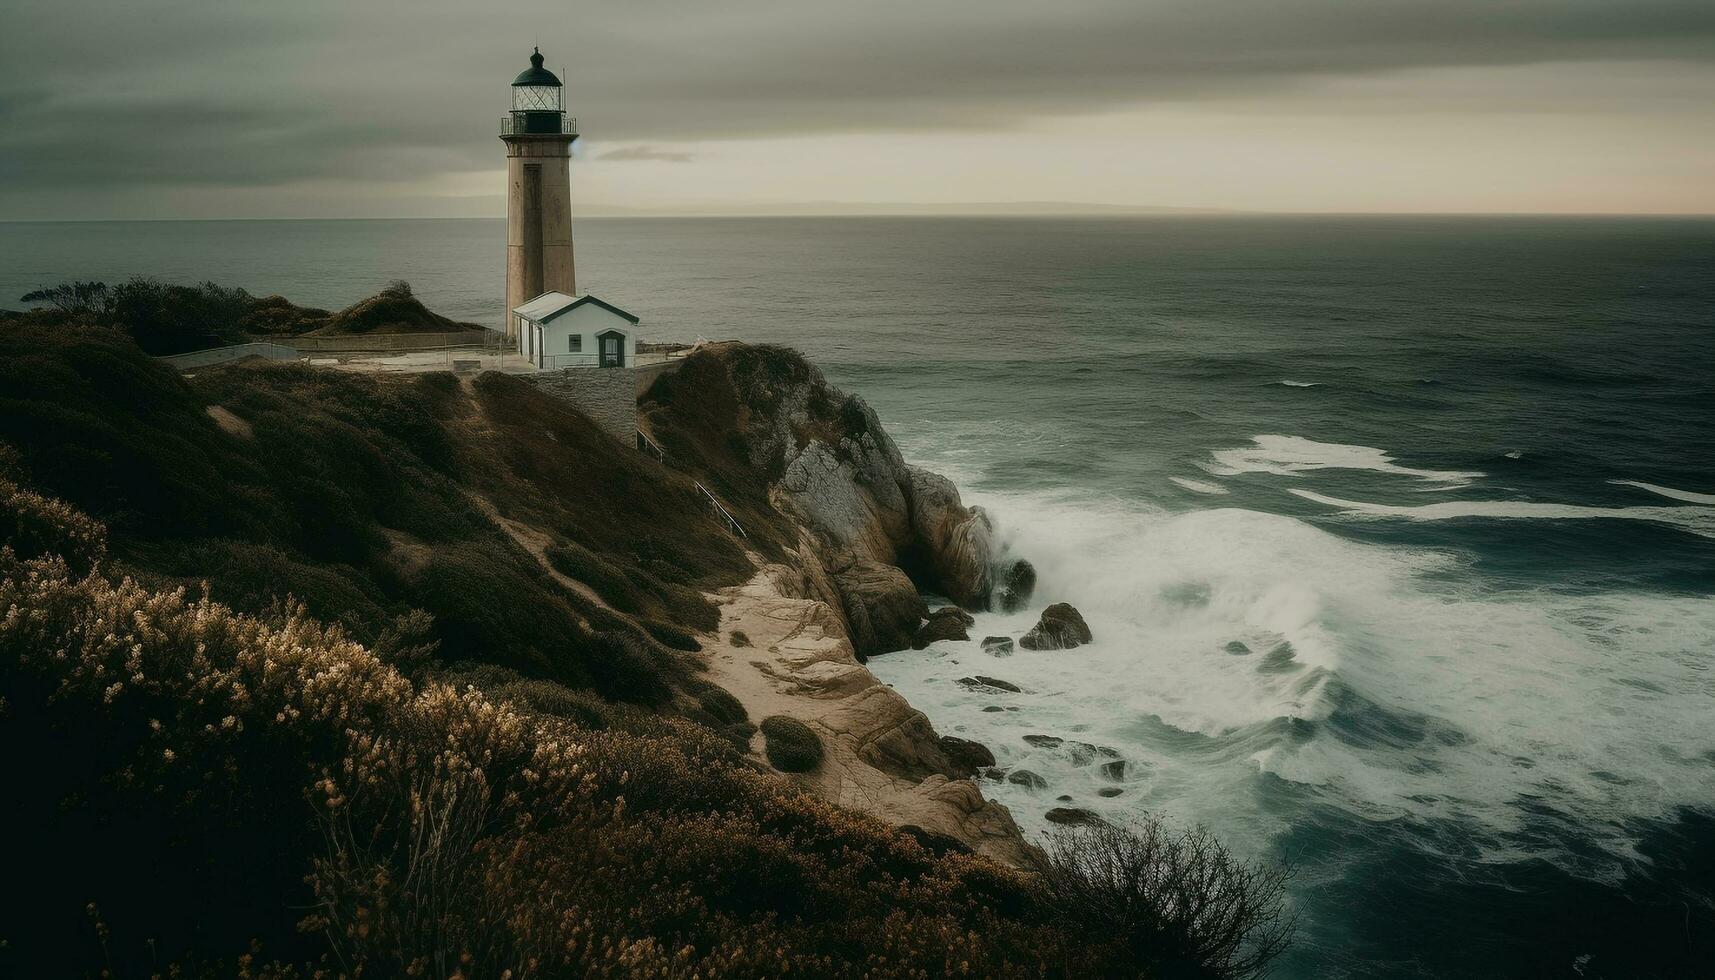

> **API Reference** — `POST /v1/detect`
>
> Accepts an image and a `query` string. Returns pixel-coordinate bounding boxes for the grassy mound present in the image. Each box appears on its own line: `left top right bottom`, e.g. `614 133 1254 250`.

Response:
0 322 743 702
240 294 331 335
761 715 825 773
315 280 484 335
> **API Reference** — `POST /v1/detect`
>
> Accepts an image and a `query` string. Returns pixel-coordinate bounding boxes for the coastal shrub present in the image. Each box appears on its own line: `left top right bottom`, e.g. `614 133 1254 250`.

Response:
19 280 113 317
761 715 824 773
1045 817 1296 980
644 617 703 650
106 277 254 354
0 523 1153 976
689 679 750 726
0 475 107 571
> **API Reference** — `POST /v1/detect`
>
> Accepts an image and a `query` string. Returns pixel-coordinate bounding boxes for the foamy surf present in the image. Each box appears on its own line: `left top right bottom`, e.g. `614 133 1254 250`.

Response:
1609 479 1715 506
1208 434 1484 485
1291 488 1715 540
1170 476 1229 495
872 482 1715 887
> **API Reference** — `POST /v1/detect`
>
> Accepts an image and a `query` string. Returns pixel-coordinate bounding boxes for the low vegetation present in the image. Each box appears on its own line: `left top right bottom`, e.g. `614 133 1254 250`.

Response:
1045 818 1296 980
11 277 483 354
3 489 1150 977
761 715 825 773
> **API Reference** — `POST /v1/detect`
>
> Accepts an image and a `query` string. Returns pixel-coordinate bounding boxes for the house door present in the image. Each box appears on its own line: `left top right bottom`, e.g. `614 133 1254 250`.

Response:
597 331 624 368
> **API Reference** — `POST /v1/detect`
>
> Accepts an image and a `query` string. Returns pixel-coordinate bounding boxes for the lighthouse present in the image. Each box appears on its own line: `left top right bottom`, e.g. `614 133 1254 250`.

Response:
501 48 578 342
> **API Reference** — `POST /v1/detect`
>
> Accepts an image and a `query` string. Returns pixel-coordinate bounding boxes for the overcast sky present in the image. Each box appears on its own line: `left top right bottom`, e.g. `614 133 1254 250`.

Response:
3 0 1713 218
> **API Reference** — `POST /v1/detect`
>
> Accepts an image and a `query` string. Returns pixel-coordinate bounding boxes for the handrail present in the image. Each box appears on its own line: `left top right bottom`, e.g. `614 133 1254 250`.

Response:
696 481 747 539
632 428 743 538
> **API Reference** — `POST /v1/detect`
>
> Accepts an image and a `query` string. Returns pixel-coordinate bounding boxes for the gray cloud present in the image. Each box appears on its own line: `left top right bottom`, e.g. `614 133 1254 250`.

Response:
2 0 1712 209
598 145 696 163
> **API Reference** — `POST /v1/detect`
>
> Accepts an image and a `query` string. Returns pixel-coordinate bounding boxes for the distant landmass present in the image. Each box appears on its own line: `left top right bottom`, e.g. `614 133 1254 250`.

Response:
578 200 1236 217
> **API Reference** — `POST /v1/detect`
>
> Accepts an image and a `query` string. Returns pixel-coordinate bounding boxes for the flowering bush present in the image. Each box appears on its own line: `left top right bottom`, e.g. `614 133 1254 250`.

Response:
0 493 1153 977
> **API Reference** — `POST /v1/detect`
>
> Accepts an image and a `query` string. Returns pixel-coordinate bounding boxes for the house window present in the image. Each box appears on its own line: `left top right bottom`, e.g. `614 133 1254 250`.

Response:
569 335 582 353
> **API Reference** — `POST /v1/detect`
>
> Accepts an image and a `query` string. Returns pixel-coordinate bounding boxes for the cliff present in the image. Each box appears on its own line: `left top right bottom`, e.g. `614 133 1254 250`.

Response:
641 343 1028 657
0 320 1110 974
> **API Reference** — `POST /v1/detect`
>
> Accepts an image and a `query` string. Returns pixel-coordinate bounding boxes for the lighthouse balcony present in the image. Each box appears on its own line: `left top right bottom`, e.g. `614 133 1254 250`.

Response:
501 114 578 137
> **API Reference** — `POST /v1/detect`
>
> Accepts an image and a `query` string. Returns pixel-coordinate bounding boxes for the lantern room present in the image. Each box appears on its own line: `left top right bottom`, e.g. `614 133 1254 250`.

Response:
505 48 575 136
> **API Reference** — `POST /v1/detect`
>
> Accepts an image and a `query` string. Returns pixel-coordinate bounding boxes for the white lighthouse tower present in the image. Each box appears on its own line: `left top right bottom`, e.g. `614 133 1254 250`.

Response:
501 48 578 343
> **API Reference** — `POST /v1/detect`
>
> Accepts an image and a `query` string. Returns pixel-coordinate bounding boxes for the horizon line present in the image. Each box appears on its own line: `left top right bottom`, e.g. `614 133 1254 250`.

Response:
5 209 1715 223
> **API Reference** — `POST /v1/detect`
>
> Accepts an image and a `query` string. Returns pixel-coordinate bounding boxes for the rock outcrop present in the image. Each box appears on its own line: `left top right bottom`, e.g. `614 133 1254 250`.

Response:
702 567 1037 867
913 606 975 649
993 558 1037 613
1020 602 1094 651
651 344 1007 651
830 557 926 659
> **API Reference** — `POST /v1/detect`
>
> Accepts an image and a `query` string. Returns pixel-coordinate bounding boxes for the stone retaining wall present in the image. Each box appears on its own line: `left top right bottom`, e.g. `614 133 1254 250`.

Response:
523 368 640 444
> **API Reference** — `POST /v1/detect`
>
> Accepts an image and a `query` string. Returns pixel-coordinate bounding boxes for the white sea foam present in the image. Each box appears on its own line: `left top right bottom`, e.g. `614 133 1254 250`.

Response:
1278 380 1321 388
1609 479 1715 506
1169 476 1229 495
1291 489 1715 540
870 485 1715 878
1208 435 1484 485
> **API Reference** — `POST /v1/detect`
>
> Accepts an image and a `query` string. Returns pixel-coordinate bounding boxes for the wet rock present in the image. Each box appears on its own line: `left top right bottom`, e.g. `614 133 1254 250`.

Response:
1099 760 1127 780
993 558 1037 613
980 635 1015 656
1019 602 1094 651
1022 734 1064 749
1097 787 1124 798
907 466 996 607
938 735 996 776
1224 640 1252 656
1056 794 1074 803
1006 769 1049 790
832 558 927 659
913 606 975 649
1045 807 1104 826
958 675 1022 694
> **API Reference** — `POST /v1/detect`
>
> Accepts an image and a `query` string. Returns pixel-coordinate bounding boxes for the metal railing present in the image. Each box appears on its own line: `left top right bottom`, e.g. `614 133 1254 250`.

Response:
500 115 579 137
697 481 747 540
634 428 746 540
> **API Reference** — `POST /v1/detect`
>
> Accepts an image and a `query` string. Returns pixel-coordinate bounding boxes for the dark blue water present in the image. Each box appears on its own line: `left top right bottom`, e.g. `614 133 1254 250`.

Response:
4 216 1713 977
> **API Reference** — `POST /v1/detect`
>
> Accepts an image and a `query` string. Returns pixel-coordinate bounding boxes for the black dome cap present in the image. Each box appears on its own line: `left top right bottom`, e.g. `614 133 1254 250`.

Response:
512 47 562 86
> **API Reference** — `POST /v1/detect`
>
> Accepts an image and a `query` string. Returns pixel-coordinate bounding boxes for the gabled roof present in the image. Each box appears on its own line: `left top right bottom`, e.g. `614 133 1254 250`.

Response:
513 291 641 325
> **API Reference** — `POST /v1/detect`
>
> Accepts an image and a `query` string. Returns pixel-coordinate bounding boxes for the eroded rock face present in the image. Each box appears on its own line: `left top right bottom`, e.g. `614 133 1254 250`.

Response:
684 345 1004 632
703 567 1039 868
830 557 927 659
905 465 997 608
1019 603 1094 651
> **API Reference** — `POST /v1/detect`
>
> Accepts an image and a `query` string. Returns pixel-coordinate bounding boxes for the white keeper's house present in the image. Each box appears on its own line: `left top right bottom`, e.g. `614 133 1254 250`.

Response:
514 291 641 370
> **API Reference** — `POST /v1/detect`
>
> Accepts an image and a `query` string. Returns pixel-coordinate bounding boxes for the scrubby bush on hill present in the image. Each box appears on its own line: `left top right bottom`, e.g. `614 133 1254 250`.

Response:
0 324 742 700
1046 818 1296 980
761 715 824 773
314 279 483 335
0 491 1155 977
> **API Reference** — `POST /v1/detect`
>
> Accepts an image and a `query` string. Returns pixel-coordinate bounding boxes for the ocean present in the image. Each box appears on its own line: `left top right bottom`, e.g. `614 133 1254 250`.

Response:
4 215 1713 977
